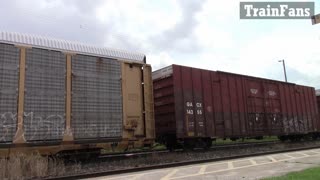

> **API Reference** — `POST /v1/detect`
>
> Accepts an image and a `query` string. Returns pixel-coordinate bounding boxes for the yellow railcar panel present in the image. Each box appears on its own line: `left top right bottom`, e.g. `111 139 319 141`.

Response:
121 63 144 138
143 65 155 140
13 47 26 144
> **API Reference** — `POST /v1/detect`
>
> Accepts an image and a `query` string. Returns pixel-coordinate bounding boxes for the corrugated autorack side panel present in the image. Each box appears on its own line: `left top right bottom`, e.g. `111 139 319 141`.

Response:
0 44 19 143
71 55 122 140
24 48 66 142
153 64 319 139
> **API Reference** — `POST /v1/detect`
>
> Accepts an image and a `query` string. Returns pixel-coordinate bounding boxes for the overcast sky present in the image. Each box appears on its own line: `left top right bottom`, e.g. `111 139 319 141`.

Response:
1 0 320 88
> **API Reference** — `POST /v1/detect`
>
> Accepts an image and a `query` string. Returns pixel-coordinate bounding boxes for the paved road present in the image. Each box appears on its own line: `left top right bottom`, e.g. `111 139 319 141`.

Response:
92 148 320 180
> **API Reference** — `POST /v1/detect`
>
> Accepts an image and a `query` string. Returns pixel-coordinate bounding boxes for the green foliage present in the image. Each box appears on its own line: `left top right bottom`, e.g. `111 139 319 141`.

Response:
264 166 320 180
214 136 279 145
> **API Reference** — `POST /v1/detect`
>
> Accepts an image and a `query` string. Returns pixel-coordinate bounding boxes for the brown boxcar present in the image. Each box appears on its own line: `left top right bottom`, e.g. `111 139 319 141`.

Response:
316 90 320 109
153 64 319 147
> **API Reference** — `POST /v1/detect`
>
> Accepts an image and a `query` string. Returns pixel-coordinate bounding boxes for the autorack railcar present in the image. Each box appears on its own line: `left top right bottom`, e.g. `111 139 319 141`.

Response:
0 32 155 156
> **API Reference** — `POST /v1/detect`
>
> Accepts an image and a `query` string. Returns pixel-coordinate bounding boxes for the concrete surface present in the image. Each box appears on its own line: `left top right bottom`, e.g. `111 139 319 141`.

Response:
91 148 320 180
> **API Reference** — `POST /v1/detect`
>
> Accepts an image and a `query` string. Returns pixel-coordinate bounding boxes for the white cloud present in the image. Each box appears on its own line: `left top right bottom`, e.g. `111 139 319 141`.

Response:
169 0 320 87
147 52 174 70
1 0 320 88
95 0 181 37
236 26 320 80
194 23 235 50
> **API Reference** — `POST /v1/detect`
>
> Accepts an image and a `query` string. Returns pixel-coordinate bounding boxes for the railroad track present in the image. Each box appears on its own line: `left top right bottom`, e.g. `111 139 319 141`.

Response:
97 140 279 160
43 140 320 180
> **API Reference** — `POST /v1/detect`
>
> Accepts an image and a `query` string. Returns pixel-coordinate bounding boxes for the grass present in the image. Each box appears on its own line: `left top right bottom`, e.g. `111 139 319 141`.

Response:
151 143 166 150
264 166 320 180
214 136 279 145
101 143 166 154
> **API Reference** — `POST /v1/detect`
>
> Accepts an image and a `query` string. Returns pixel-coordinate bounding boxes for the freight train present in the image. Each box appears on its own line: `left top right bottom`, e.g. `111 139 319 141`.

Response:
0 32 319 156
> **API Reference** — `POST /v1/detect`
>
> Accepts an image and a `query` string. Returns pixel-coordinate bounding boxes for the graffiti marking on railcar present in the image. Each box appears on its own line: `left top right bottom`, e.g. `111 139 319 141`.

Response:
196 103 202 108
0 112 17 141
250 88 258 94
255 113 260 122
268 90 277 96
24 112 65 140
0 112 16 122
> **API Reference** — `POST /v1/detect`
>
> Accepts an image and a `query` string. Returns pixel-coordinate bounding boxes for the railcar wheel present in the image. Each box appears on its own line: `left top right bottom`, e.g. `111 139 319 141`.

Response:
288 135 303 142
163 135 179 151
312 133 320 140
183 139 196 150
254 136 263 140
230 137 239 141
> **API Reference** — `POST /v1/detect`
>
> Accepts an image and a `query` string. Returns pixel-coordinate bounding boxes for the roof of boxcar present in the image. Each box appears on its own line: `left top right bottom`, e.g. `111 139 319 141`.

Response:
0 31 145 63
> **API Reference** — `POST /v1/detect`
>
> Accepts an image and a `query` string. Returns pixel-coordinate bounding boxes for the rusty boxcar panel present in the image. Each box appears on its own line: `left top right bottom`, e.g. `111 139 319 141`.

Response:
24 48 66 141
153 64 319 140
72 55 122 140
0 43 19 142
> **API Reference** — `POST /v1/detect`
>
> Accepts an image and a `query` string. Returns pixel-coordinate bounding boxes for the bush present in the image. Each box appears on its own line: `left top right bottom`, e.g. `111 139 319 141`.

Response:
0 153 65 179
